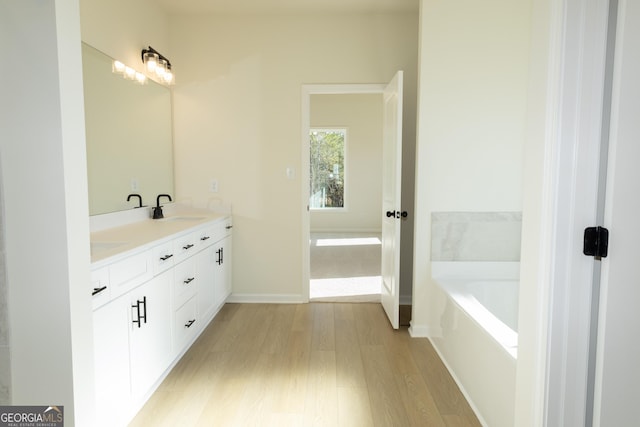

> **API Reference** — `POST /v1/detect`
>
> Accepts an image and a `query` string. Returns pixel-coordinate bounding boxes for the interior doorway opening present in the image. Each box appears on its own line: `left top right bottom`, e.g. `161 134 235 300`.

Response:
307 93 383 302
301 84 386 304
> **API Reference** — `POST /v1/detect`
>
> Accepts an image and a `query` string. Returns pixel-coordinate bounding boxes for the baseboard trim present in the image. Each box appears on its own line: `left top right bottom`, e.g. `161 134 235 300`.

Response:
408 322 442 338
226 293 304 304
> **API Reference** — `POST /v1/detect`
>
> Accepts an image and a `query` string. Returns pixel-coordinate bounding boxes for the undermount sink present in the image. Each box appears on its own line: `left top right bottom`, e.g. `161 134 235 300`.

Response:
159 216 206 222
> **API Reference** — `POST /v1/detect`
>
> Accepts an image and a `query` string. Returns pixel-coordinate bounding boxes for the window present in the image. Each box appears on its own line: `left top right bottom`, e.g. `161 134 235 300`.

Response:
309 129 346 209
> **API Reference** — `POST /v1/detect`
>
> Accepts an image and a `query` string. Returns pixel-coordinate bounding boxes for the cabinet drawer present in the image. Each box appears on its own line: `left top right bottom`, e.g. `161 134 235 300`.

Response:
173 231 199 263
221 218 233 238
173 297 198 351
91 267 110 310
152 241 175 274
198 219 233 249
196 225 216 249
173 258 197 308
109 251 153 299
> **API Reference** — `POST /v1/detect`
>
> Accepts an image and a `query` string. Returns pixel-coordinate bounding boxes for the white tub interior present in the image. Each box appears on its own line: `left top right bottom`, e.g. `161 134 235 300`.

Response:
432 262 519 359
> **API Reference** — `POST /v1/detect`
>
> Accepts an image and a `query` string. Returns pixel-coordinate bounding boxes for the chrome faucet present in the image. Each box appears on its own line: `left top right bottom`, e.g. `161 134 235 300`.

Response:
127 193 144 208
153 194 172 219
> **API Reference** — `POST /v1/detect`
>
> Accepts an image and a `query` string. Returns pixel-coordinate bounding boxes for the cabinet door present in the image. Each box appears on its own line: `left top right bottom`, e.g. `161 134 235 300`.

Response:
221 236 232 300
196 245 216 322
173 296 198 351
129 270 172 398
93 297 131 426
214 236 232 309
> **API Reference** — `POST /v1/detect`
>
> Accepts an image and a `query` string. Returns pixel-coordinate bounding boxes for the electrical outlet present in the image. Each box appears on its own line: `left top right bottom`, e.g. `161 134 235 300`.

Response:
130 178 139 191
209 179 219 193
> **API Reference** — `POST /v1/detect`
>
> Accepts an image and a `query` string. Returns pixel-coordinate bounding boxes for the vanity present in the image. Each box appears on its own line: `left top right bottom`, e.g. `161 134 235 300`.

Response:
89 207 232 426
80 42 229 425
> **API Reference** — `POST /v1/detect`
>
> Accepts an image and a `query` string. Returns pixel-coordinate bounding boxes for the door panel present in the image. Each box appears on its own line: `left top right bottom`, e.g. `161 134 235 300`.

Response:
381 71 403 329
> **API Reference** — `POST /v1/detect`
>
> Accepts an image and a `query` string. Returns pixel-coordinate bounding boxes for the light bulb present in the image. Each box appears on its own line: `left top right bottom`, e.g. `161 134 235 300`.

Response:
155 59 167 78
163 69 173 84
143 51 159 73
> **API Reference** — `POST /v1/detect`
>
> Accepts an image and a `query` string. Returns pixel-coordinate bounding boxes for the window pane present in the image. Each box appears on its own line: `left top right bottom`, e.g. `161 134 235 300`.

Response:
310 129 345 209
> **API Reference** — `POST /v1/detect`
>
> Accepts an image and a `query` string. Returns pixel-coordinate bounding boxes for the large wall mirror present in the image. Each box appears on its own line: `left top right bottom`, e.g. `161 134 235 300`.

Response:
82 43 174 216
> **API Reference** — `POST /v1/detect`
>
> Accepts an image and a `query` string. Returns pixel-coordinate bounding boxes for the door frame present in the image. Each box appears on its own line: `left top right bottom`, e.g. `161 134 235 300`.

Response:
301 84 385 302
517 0 612 424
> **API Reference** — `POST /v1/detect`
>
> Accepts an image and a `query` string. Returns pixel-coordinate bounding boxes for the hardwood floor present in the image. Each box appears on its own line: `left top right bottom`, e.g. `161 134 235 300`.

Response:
130 303 481 427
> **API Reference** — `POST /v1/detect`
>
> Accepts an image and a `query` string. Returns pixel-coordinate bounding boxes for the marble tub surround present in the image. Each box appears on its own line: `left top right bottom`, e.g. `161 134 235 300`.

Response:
90 204 230 264
431 212 522 261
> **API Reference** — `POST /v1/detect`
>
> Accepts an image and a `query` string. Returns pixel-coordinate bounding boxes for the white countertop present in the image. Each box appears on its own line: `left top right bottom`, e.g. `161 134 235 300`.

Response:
90 206 229 265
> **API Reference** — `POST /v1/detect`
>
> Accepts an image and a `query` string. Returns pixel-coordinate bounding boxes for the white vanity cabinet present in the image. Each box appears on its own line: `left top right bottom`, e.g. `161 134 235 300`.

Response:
91 214 232 426
93 269 172 424
197 217 232 321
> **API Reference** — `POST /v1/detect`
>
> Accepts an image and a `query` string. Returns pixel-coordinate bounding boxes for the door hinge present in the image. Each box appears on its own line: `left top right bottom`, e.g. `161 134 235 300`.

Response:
583 226 609 258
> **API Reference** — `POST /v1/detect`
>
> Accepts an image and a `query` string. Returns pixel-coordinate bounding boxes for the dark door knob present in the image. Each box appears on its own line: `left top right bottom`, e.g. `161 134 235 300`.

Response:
386 210 396 218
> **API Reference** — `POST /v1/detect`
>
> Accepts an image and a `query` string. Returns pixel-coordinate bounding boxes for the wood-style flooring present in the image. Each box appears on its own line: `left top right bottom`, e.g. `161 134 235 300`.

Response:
130 303 481 427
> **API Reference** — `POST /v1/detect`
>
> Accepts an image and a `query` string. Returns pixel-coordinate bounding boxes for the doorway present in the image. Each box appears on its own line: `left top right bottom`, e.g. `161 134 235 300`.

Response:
307 93 384 302
301 75 409 329
300 84 386 304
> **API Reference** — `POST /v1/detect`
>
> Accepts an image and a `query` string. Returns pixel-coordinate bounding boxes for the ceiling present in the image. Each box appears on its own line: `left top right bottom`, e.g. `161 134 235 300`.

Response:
154 0 419 15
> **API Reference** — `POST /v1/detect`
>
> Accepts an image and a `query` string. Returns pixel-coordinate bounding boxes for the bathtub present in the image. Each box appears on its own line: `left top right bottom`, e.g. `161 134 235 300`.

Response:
431 261 519 427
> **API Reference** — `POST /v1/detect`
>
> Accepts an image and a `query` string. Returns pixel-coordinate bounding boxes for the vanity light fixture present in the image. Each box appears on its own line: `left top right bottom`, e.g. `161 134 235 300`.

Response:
141 46 174 85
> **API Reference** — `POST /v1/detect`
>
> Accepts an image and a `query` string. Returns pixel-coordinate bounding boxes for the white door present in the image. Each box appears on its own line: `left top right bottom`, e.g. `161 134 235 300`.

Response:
593 1 640 424
381 71 403 329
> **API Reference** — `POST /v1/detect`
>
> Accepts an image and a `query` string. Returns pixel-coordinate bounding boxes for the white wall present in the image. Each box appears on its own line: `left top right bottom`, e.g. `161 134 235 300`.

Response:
0 1 93 425
310 94 383 232
170 12 418 300
80 0 170 70
412 0 531 423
